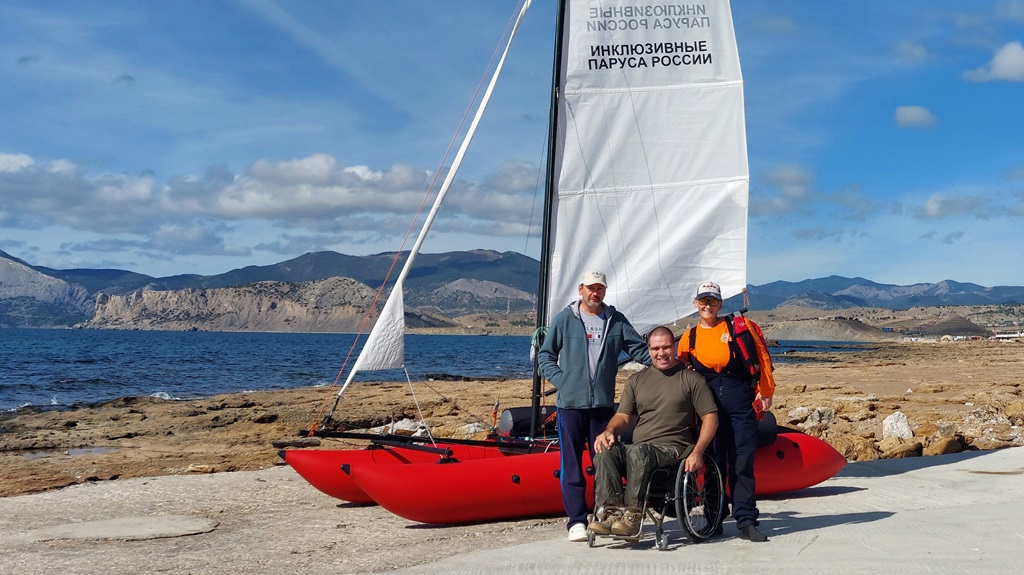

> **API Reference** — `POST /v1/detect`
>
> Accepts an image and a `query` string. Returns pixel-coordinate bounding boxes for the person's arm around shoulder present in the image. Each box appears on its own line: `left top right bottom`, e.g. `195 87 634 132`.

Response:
594 412 634 454
676 328 694 370
617 313 652 365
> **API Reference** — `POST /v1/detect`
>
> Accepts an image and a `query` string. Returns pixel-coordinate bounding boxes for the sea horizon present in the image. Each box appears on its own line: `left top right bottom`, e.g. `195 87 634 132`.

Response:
1 328 870 412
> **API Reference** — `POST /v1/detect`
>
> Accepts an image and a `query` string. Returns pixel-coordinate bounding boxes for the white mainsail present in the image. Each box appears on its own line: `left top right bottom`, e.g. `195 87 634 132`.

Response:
546 0 748 333
335 1 533 398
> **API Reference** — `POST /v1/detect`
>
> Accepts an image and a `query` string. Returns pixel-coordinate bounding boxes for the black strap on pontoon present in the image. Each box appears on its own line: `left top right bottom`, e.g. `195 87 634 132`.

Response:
367 438 454 457
295 429 549 455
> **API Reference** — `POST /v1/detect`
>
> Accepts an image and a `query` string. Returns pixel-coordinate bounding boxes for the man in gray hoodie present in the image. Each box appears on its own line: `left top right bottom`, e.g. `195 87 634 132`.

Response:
538 270 650 542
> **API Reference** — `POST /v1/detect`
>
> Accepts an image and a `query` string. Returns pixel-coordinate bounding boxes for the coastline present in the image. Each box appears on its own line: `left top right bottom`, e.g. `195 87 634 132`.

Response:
3 340 1023 500
2 340 1023 574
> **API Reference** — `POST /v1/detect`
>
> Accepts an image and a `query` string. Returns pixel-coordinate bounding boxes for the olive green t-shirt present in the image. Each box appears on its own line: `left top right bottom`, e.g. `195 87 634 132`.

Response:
618 364 717 447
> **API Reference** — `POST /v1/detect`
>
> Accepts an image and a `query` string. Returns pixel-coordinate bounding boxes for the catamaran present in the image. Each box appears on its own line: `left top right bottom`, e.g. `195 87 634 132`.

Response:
283 0 846 524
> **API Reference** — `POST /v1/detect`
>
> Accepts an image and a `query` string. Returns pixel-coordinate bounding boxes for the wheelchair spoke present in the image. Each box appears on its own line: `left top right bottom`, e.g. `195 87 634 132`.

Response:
675 454 725 541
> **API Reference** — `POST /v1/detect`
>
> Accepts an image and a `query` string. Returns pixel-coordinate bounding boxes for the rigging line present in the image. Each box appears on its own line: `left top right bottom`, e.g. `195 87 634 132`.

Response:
511 101 555 410
404 367 438 448
307 2 530 432
331 0 533 403
407 379 493 435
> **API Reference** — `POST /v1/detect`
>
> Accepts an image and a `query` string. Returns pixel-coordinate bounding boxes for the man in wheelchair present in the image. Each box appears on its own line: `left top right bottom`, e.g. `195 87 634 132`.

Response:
588 326 719 538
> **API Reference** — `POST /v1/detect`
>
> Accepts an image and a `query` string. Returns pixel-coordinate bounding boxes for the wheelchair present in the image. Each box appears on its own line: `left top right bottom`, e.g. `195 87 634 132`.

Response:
586 450 725 550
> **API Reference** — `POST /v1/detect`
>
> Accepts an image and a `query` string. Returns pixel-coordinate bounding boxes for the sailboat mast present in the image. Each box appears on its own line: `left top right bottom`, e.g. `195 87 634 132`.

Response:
530 0 569 440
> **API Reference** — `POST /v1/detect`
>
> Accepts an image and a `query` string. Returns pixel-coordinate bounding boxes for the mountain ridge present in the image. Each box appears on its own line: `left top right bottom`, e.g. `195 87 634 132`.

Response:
1 249 1022 331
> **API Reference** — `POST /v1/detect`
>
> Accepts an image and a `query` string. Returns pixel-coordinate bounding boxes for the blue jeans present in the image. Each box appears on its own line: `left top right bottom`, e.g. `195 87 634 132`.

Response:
706 375 759 528
557 406 614 528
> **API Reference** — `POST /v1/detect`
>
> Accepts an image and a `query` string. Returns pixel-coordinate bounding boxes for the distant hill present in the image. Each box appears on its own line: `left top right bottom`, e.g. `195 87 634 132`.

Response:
737 275 1024 310
0 249 537 329
2 249 1023 332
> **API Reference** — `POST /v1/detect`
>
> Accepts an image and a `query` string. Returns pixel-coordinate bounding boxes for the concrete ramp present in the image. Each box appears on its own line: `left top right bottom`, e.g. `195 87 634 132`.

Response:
379 446 1024 575
28 515 218 542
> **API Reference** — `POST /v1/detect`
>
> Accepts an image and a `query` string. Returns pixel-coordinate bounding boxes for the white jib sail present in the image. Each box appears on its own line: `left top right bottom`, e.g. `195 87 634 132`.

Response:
336 0 533 398
546 0 748 334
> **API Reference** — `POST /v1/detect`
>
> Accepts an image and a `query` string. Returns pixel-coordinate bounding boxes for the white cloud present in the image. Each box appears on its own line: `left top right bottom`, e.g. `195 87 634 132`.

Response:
750 16 799 35
912 193 991 219
894 41 929 61
826 186 877 221
963 41 1024 82
750 165 816 216
0 153 34 172
895 106 937 129
247 154 338 185
1007 192 1024 216
942 231 965 244
0 151 541 262
791 228 842 241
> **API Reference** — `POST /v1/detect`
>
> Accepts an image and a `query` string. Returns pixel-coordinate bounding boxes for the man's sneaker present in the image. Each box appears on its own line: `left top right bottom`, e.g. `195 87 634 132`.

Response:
588 506 622 535
610 507 643 537
739 524 768 542
567 522 588 542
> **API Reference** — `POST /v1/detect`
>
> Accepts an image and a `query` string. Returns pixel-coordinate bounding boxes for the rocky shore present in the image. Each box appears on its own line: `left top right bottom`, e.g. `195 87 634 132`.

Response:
2 340 1023 499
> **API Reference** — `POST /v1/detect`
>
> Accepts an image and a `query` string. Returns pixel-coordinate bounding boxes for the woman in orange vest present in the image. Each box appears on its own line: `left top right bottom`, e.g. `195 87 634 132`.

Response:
678 281 774 542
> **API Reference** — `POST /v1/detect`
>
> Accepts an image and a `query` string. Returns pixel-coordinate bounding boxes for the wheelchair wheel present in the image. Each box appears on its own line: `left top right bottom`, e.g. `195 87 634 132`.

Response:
673 453 725 542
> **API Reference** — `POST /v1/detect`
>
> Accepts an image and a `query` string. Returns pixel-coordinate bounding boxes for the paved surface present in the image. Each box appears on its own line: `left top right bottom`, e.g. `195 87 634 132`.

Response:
380 446 1024 575
2 447 1022 574
19 515 218 542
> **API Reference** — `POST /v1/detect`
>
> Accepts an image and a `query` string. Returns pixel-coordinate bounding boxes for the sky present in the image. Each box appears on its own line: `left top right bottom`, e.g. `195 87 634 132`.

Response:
1 1 1023 287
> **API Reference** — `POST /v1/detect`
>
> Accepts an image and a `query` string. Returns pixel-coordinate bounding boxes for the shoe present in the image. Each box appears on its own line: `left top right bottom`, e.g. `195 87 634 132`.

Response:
610 507 642 537
738 524 768 542
567 523 588 542
588 506 623 535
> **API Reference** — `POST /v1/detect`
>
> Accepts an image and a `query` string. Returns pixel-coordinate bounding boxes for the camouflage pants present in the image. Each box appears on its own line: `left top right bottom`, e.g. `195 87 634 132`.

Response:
593 442 692 509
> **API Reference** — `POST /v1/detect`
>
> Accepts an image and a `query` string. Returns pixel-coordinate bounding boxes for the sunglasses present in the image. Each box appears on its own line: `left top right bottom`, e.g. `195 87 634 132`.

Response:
697 298 721 307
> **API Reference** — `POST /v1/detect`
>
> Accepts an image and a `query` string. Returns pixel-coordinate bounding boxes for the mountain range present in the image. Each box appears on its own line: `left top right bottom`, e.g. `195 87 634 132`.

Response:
2 248 1023 329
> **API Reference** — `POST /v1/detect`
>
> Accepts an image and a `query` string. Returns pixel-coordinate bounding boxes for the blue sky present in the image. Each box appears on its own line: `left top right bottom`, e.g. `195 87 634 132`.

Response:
1 1 1022 287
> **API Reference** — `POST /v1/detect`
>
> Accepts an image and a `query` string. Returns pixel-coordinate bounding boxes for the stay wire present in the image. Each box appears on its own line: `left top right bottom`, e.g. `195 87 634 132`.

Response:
309 2 529 434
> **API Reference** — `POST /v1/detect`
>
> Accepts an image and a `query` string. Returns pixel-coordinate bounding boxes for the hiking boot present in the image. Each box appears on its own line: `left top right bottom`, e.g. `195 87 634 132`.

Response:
738 524 768 542
610 507 642 537
588 506 622 535
567 522 588 542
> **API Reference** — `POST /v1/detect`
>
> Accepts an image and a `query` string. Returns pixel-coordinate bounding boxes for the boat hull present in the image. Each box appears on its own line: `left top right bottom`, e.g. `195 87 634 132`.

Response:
754 432 847 495
290 431 845 524
284 442 506 504
346 448 593 524
340 432 844 524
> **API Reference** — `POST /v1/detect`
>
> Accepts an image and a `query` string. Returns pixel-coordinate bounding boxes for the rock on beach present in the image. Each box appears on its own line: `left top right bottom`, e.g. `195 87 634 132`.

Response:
1 340 1023 501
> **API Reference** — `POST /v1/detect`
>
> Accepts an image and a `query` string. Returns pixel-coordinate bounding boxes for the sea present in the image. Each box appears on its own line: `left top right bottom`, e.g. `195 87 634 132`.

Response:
0 328 870 412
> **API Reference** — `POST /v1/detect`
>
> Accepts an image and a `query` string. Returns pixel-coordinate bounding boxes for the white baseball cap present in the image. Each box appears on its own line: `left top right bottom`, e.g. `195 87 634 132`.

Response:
580 270 607 287
695 281 722 300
